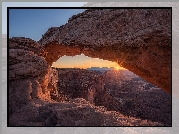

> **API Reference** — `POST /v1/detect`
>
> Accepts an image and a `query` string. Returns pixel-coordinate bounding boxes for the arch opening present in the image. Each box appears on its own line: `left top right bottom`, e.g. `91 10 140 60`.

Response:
38 9 171 94
40 40 171 94
51 54 126 70
8 8 171 126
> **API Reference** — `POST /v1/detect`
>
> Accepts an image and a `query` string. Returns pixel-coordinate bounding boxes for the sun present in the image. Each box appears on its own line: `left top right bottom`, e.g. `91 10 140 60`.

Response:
115 67 120 70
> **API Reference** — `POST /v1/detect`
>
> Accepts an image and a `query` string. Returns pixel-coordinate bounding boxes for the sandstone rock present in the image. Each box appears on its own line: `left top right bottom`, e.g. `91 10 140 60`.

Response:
38 9 171 93
54 98 163 126
9 95 163 127
9 80 32 115
53 68 171 126
44 112 57 126
9 37 42 54
47 68 59 100
9 37 58 117
56 105 104 126
38 43 81 65
9 49 49 81
8 9 171 126
9 101 40 126
31 80 43 99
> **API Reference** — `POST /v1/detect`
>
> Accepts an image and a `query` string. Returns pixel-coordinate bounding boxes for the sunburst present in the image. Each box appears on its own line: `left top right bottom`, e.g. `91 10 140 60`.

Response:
115 67 120 70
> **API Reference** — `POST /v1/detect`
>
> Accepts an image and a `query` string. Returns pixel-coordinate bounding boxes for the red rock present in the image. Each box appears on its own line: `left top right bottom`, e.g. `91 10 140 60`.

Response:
38 9 171 93
8 9 171 126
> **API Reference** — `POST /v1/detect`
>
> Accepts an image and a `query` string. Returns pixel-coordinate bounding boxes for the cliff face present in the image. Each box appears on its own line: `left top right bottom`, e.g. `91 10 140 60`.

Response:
57 69 104 103
56 68 120 109
38 9 171 93
9 37 59 115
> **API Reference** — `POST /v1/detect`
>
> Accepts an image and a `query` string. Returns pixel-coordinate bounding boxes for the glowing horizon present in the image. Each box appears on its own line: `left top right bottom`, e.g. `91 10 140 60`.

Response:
52 54 126 70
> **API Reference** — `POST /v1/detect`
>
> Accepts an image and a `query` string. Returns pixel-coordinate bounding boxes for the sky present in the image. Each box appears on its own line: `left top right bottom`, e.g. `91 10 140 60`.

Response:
8 5 126 70
2 2 87 34
9 8 87 41
52 54 125 70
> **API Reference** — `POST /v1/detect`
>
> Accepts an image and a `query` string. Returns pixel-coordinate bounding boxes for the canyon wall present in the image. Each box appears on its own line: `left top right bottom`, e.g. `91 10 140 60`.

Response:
56 68 118 111
9 37 59 115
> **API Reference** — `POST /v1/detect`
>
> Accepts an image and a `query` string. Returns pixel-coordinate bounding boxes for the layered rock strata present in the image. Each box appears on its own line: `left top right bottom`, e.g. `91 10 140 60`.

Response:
9 38 57 115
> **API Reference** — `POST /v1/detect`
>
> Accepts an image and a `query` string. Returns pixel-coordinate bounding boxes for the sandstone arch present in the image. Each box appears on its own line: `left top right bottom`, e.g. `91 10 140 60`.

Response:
8 8 171 126
38 9 171 93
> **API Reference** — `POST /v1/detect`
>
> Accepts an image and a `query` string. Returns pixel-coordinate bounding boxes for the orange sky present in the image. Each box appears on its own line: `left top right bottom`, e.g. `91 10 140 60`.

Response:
52 54 126 70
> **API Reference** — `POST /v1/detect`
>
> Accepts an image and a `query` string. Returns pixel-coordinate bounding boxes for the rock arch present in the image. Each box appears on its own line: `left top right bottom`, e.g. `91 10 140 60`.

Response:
8 8 171 126
38 9 171 93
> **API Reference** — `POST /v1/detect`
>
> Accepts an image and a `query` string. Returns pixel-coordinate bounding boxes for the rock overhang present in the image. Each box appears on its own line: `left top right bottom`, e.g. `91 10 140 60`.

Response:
8 8 171 126
8 8 171 97
37 9 171 93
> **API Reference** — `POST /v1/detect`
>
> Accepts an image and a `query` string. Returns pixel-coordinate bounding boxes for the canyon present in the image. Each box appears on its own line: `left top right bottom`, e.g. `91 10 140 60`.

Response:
8 9 171 126
53 68 171 126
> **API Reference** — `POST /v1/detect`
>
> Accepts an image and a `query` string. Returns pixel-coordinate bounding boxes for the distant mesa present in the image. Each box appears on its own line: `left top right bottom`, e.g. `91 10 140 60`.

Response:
87 67 115 71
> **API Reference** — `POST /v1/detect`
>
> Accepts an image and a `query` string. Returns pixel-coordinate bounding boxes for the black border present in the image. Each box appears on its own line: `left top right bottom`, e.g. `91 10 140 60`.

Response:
7 7 172 127
7 6 10 127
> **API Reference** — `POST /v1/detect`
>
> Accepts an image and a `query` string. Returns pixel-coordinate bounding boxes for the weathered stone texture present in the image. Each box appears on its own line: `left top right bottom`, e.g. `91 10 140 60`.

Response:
39 9 171 93
8 9 171 126
9 38 56 115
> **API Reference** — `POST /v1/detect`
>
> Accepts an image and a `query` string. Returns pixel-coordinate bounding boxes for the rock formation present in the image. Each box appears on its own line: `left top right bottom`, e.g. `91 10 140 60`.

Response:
9 37 56 115
38 9 171 93
8 9 171 126
54 68 171 126
8 37 166 126
9 98 163 126
56 68 122 111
